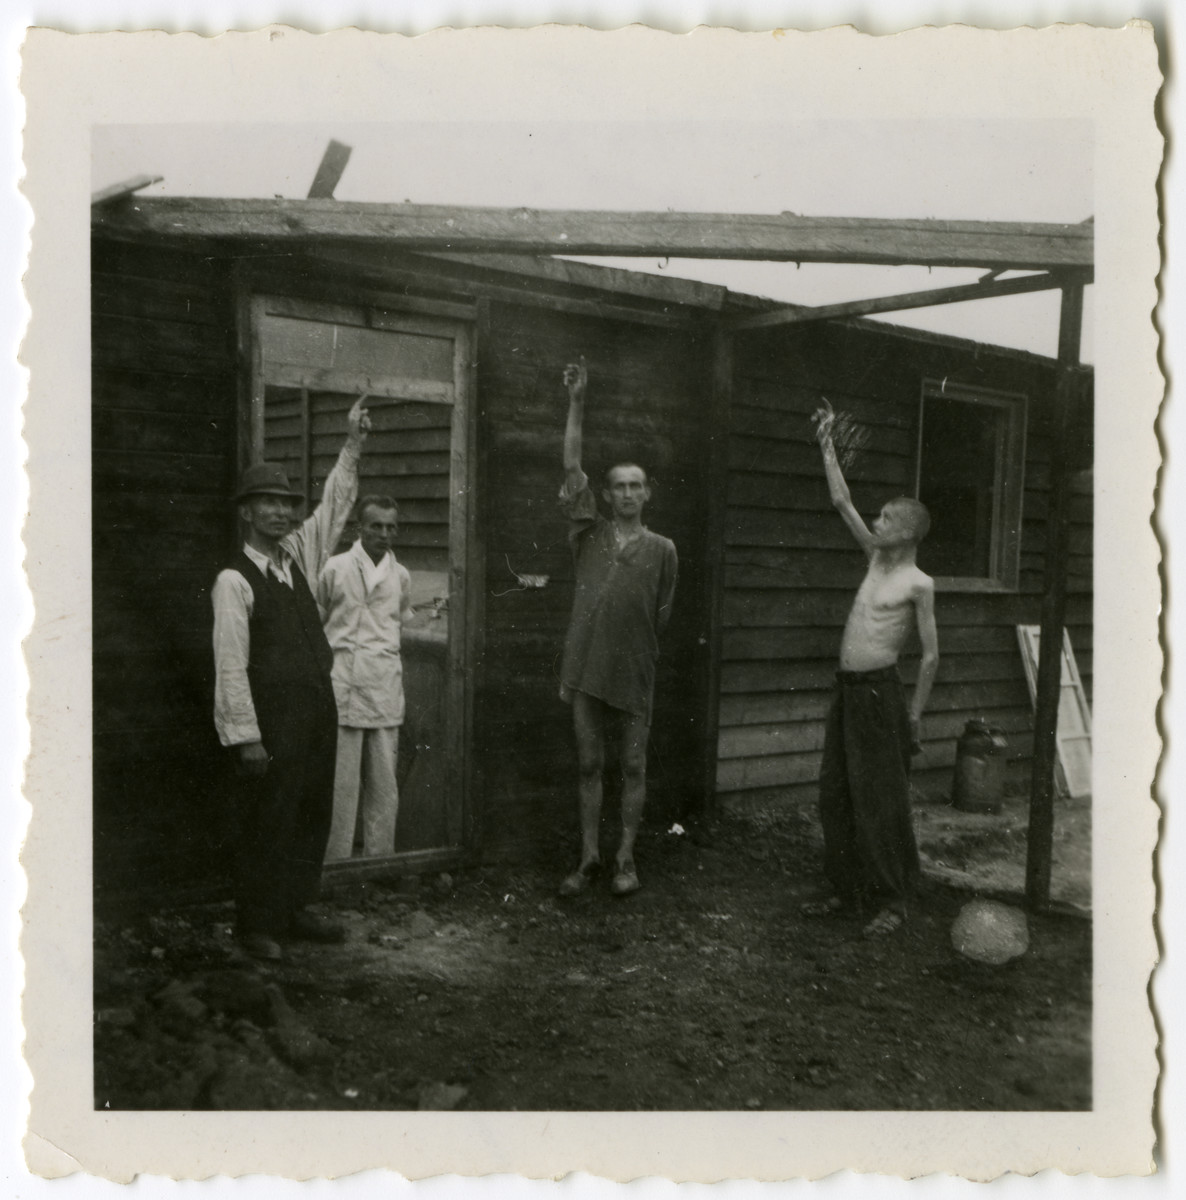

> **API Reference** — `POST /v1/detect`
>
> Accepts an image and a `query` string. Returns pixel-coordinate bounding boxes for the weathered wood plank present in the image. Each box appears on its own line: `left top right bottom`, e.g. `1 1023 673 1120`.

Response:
717 749 823 792
92 524 233 565
718 720 827 760
729 402 918 456
266 363 455 403
93 449 234 495
91 174 164 206
92 368 236 417
728 437 911 487
93 408 231 456
723 586 1087 629
92 313 234 373
723 554 865 591
727 270 1082 332
96 198 1093 270
724 508 876 552
718 691 834 727
91 236 227 288
431 250 728 310
316 426 452 456
720 651 1027 697
307 138 353 199
92 272 231 328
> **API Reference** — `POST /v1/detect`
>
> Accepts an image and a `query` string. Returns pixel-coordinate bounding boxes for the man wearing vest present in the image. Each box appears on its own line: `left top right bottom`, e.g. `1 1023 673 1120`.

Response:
212 398 371 961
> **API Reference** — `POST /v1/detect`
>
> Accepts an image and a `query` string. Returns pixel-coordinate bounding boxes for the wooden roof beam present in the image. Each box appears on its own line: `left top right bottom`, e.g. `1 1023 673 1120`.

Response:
90 175 163 206
307 140 352 199
92 196 1094 271
726 269 1091 332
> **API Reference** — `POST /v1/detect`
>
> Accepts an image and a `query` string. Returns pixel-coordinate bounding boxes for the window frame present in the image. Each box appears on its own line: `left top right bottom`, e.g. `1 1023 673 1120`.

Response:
913 377 1028 594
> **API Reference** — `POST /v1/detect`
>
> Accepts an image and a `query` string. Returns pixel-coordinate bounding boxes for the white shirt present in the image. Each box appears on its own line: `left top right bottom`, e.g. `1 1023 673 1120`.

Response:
211 442 360 747
318 539 414 728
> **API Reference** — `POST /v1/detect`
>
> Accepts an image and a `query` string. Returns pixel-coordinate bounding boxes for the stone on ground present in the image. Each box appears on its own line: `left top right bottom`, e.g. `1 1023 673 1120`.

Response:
951 899 1030 965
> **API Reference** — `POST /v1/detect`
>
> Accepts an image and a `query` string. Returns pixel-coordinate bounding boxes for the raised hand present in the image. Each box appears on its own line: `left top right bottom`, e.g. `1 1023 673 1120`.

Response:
563 357 588 398
812 396 836 445
347 394 372 443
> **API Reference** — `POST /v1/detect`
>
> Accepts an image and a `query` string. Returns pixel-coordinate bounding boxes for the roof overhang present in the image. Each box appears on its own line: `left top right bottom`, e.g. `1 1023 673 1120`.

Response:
92 195 1093 273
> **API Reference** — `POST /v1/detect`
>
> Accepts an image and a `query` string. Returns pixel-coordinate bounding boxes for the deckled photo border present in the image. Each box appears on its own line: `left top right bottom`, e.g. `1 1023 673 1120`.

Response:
19 22 1161 1181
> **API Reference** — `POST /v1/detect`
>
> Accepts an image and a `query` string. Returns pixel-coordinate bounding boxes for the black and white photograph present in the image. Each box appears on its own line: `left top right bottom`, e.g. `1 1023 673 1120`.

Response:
18 20 1161 1182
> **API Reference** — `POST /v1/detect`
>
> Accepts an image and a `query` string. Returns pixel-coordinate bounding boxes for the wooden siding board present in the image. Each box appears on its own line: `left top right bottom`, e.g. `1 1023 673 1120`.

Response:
717 323 1092 805
474 301 709 847
92 237 240 895
92 312 235 373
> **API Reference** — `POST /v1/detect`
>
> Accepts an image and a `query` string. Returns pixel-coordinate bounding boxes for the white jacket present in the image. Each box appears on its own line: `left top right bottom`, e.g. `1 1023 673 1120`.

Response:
318 540 414 728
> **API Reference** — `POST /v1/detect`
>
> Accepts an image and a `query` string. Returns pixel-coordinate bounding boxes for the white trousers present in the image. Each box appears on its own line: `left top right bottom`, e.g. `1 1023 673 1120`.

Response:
326 725 399 861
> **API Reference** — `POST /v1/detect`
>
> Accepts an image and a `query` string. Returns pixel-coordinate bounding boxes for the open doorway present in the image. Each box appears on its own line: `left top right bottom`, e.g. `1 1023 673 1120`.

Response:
248 294 476 865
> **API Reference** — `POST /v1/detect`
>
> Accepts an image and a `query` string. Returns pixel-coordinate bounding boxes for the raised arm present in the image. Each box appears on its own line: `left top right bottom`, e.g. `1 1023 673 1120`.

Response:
287 395 371 579
813 399 876 557
909 577 940 746
562 358 588 494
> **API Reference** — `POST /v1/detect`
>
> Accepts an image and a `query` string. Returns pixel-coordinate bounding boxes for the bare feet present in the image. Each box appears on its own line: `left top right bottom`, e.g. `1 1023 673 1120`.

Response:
800 895 844 917
610 860 641 897
558 861 601 897
862 907 905 937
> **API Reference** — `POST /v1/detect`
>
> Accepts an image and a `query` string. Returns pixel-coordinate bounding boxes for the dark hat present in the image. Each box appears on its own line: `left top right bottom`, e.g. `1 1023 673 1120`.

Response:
234 462 304 502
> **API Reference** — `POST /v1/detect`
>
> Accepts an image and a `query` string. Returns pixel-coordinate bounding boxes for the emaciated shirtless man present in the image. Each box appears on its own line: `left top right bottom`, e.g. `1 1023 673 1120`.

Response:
806 399 940 936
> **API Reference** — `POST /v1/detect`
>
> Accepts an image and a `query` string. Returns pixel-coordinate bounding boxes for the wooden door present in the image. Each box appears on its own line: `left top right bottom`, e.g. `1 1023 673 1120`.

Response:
250 294 476 864
1016 624 1093 800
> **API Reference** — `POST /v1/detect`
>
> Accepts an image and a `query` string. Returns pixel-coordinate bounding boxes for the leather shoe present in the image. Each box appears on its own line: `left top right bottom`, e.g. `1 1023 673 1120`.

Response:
289 911 346 943
238 932 283 961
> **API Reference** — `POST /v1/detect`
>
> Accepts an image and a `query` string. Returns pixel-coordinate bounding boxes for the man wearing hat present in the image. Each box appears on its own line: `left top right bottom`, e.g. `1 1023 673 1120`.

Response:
212 397 371 961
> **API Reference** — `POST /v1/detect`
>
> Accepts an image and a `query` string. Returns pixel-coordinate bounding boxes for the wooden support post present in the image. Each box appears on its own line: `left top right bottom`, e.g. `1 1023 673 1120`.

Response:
700 324 734 811
1024 282 1085 910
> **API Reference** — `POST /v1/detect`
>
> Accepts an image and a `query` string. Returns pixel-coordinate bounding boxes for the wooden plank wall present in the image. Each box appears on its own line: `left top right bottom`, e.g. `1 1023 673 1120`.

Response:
92 237 239 897
717 320 1093 812
475 303 710 859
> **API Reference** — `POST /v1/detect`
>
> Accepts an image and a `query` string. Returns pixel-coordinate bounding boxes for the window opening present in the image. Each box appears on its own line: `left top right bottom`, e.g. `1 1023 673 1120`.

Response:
914 380 1026 591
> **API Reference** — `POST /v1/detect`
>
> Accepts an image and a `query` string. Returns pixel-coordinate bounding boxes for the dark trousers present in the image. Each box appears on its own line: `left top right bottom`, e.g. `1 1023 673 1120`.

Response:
818 665 920 906
231 688 338 937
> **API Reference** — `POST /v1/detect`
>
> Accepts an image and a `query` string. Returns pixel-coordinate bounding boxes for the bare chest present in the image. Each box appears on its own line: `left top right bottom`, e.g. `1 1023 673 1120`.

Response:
852 571 915 622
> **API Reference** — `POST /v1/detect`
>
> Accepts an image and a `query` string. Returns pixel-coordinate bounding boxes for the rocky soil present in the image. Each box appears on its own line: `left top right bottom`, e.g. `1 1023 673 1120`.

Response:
95 804 1091 1112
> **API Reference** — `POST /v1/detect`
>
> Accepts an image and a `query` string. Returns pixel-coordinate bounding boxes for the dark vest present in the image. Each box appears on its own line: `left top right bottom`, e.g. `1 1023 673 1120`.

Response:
231 551 335 740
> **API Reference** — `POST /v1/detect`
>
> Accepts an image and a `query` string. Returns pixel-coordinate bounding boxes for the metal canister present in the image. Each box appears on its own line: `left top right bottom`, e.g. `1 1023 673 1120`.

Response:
951 718 1009 814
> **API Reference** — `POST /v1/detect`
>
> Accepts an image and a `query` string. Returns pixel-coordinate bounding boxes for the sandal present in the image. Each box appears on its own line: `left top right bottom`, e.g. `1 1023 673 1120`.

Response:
862 907 905 937
558 861 601 897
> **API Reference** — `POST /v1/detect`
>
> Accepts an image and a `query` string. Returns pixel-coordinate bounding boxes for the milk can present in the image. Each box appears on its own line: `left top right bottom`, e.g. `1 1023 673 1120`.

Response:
951 718 1009 814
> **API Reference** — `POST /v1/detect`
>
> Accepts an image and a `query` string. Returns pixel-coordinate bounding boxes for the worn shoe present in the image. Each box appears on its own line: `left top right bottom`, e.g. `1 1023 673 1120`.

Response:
237 932 284 962
862 907 905 937
610 862 641 897
558 861 601 897
289 911 347 943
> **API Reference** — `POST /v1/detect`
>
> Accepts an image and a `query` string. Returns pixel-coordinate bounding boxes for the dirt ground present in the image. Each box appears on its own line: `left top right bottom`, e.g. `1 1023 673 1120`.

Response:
94 800 1091 1112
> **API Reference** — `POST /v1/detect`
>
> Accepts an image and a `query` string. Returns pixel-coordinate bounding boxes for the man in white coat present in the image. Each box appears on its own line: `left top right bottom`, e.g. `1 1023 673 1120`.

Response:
318 495 414 860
